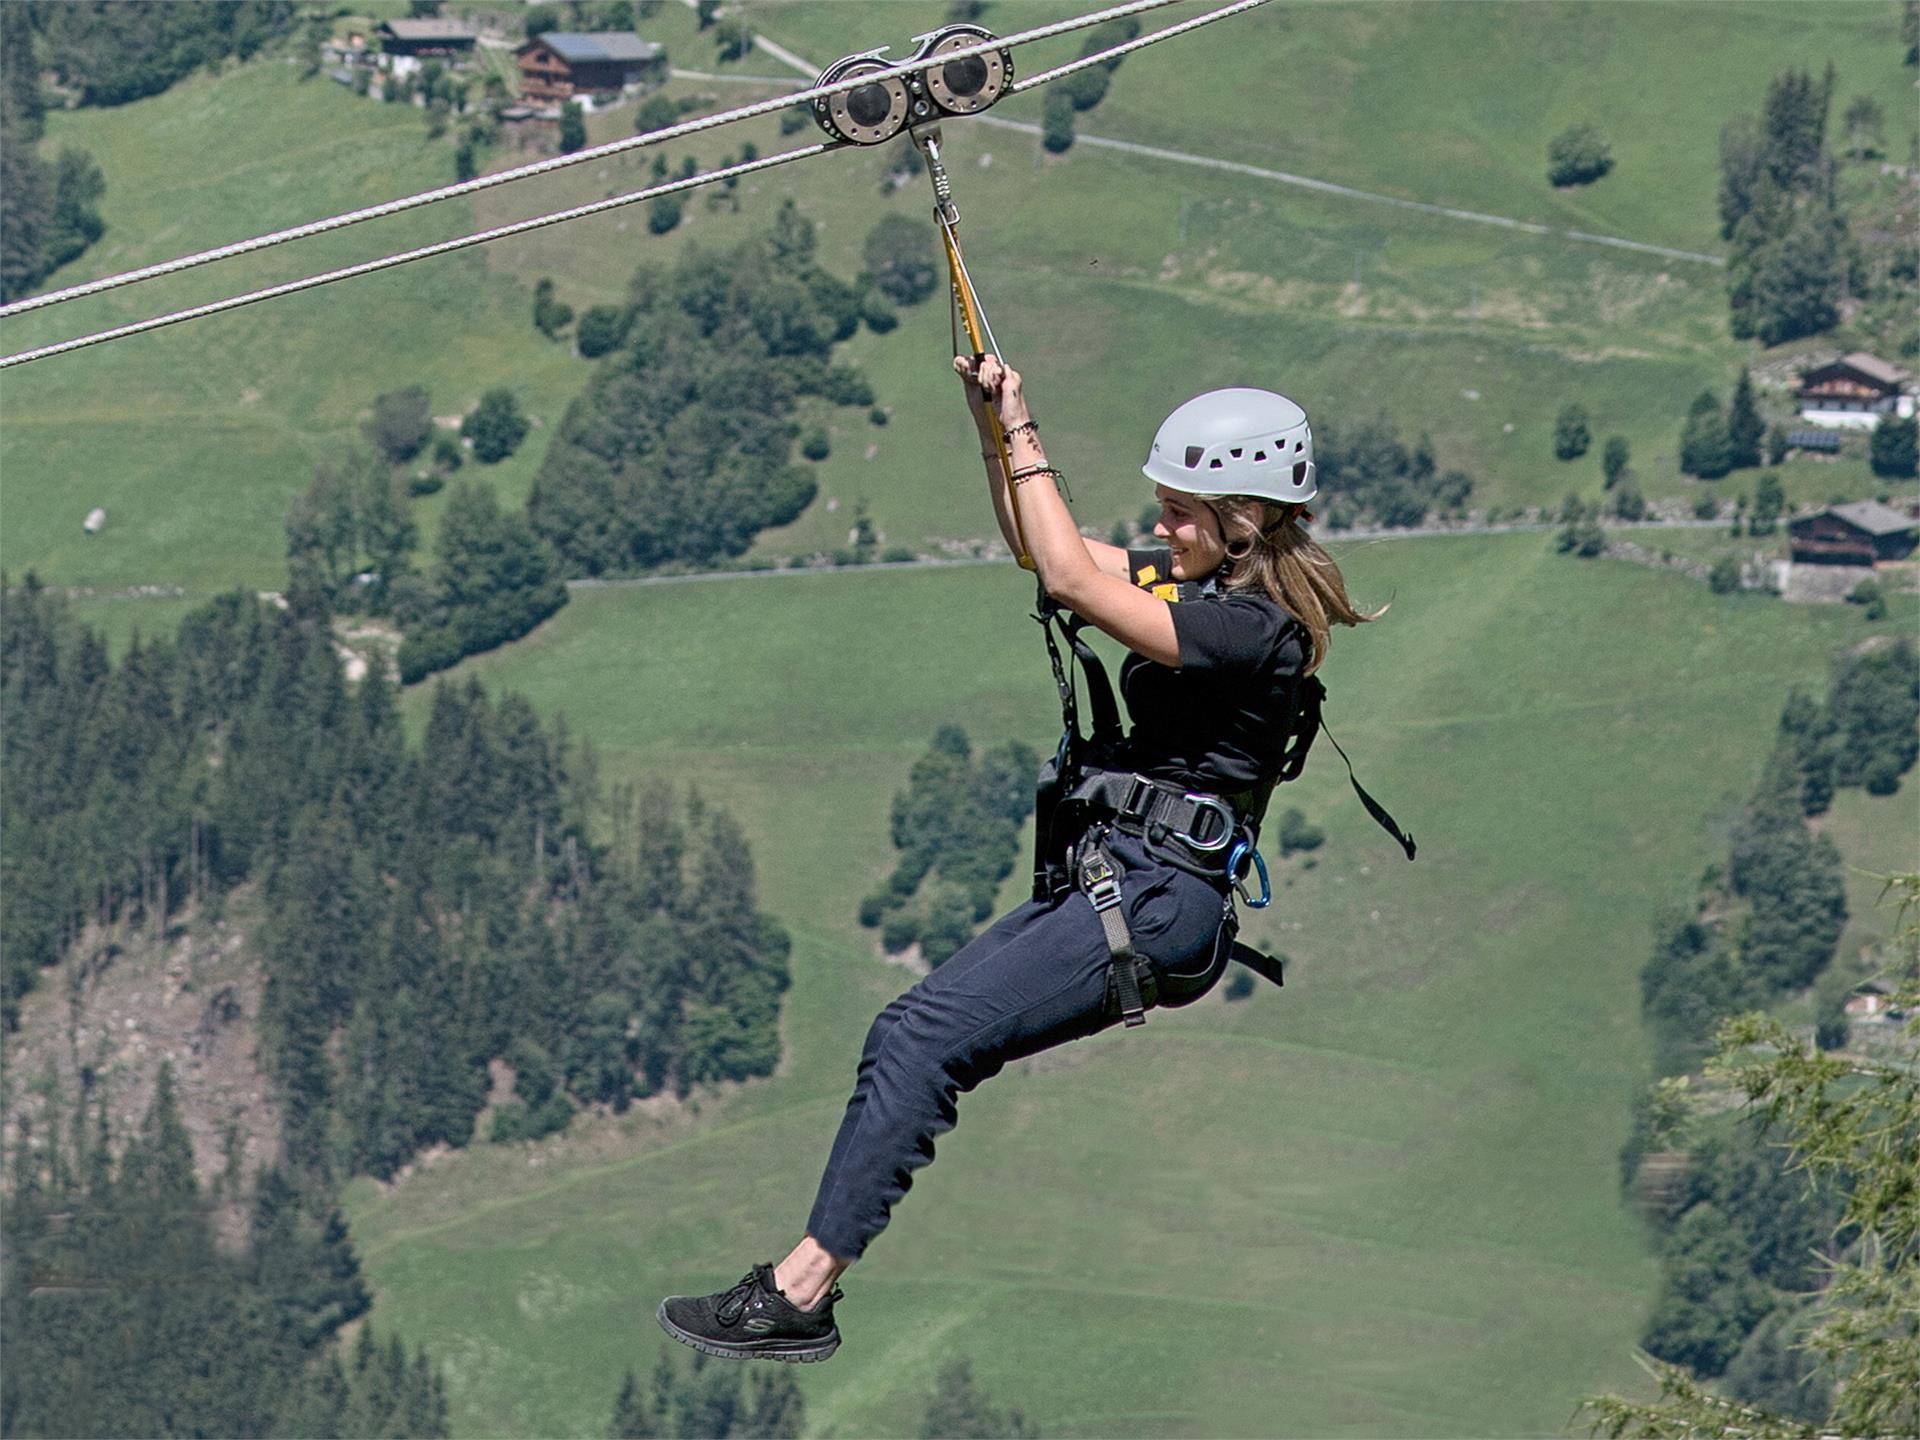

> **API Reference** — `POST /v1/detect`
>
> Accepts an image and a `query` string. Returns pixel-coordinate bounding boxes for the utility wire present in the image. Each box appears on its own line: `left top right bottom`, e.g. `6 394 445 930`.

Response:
0 0 1212 322
0 0 1271 370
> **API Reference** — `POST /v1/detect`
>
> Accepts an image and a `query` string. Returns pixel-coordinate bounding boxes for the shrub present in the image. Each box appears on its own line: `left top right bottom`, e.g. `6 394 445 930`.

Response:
406 472 445 498
1042 87 1075 153
861 214 939 307
558 101 586 155
532 277 572 340
869 405 890 427
575 304 627 358
1848 578 1887 620
1602 435 1630 488
364 385 433 463
462 388 529 464
881 910 919 953
1612 483 1647 521
634 93 678 135
1547 123 1614 186
801 427 830 462
1870 414 1918 478
647 194 682 234
1553 402 1591 461
1556 517 1606 557
1681 390 1734 479
1709 555 1742 593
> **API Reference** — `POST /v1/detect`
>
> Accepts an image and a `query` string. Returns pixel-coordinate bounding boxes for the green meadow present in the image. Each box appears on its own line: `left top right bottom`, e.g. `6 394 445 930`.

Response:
338 535 1912 1438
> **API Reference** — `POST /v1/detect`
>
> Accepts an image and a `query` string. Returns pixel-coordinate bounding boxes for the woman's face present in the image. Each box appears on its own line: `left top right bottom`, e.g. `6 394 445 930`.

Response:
1152 486 1227 580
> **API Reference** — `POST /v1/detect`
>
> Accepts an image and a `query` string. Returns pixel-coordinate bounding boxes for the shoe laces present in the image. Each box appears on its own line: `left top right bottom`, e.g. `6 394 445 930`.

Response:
714 1267 769 1327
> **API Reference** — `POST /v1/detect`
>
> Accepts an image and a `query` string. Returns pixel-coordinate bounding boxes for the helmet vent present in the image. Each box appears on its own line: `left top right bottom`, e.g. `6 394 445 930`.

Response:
1292 439 1302 451
1253 450 1267 462
1184 446 1205 468
1209 458 1224 469
1229 448 1243 459
1292 461 1309 484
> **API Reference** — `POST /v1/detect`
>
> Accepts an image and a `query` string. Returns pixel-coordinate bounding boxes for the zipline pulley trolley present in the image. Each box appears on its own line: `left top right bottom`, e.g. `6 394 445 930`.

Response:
810 25 1016 146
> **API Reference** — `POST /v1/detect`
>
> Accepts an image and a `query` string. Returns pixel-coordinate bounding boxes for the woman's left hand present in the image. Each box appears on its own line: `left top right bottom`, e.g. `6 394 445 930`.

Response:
955 354 1030 431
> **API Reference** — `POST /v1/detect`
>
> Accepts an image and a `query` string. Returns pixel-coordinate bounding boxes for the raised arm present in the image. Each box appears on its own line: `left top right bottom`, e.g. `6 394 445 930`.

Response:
958 355 1180 667
956 359 1131 582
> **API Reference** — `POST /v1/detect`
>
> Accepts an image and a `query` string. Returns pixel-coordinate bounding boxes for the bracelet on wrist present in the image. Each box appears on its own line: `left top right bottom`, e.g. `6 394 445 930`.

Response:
1010 464 1063 486
1004 419 1039 441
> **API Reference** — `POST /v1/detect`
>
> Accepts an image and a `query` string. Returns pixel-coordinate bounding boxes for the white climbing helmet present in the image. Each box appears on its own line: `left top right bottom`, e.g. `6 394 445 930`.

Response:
1141 388 1316 505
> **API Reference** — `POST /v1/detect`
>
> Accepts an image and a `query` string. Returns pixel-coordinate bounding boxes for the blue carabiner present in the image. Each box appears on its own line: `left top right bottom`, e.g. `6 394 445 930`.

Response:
1226 839 1271 909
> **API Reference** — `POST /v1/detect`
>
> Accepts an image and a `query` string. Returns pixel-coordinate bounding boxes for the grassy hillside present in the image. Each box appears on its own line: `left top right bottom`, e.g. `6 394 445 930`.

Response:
1 62 579 592
339 535 1913 1438
5 3 1909 599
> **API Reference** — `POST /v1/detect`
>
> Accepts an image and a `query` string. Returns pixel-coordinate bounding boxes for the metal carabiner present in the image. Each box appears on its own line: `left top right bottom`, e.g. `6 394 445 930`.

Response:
1226 840 1271 909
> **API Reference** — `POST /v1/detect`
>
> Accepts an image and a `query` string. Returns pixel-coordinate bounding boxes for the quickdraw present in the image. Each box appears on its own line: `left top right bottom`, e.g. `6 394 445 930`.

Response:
812 27 1033 568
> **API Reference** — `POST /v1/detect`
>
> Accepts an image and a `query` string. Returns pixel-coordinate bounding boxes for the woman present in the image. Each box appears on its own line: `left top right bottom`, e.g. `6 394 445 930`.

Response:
658 356 1382 1363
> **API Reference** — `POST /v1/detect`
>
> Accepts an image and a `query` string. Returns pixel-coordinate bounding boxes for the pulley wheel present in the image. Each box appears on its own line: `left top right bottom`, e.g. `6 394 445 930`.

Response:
814 55 911 145
919 27 1012 116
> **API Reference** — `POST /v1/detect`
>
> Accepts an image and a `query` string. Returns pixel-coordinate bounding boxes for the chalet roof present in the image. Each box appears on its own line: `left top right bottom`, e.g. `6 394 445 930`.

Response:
378 18 477 41
1830 499 1917 536
1840 352 1910 386
525 32 664 63
1800 352 1911 391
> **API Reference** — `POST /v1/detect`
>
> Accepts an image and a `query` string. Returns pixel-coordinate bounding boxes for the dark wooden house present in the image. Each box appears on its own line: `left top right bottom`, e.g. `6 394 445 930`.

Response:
516 33 666 104
1789 500 1918 565
377 18 478 59
1796 352 1913 428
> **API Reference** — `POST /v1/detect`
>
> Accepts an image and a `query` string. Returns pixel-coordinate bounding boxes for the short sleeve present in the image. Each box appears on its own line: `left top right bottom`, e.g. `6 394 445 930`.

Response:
1170 592 1304 675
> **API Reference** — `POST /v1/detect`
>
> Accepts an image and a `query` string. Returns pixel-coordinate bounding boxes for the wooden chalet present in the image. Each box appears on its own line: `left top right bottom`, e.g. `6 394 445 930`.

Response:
1788 499 1918 566
516 32 666 104
1796 352 1914 429
376 18 478 58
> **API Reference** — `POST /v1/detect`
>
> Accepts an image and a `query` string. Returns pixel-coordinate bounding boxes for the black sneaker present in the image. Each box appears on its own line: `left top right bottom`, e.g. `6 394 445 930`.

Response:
656 1263 843 1363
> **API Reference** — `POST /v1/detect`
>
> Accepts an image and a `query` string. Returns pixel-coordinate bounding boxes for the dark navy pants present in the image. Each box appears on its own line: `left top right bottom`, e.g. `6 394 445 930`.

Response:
806 830 1234 1261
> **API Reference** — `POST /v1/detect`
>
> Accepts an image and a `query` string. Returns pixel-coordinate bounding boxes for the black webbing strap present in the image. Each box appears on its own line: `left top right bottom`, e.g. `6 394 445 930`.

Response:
1320 721 1417 861
1078 837 1148 1027
1035 590 1123 757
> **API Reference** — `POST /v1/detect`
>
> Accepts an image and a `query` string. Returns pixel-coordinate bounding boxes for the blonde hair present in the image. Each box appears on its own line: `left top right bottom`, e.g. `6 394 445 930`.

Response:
1203 496 1383 677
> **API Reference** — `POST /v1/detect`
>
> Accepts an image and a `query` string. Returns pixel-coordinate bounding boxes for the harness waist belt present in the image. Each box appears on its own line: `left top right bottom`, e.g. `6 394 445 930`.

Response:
1066 770 1248 863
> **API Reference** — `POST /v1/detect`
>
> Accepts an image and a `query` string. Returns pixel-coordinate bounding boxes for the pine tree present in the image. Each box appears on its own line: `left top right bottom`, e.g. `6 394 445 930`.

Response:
610 1365 660 1438
1727 369 1764 469
1680 391 1734 479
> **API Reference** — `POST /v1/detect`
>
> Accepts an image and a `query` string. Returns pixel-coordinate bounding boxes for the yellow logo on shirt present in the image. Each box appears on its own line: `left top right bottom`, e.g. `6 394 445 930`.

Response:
1134 563 1158 586
1152 583 1179 602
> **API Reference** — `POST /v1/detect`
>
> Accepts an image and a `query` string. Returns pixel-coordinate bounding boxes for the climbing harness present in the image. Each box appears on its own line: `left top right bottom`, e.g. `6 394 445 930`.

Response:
1028 553 1414 1026
1 0 1272 369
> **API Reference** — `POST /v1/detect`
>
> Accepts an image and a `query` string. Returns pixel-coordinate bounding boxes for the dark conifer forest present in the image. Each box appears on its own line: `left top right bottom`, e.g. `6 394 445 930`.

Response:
1 579 793 1170
1 577 797 1434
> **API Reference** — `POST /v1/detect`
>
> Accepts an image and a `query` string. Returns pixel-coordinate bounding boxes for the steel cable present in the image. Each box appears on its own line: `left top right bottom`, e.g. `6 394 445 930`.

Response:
0 0 1212 322
0 146 833 371
0 0 1271 369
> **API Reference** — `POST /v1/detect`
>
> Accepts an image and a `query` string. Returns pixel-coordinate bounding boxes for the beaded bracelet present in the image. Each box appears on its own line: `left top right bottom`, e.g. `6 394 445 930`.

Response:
1004 419 1039 441
1010 464 1063 486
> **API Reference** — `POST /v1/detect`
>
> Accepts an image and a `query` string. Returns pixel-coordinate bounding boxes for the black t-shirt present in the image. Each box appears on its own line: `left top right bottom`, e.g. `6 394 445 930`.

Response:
1107 547 1308 795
